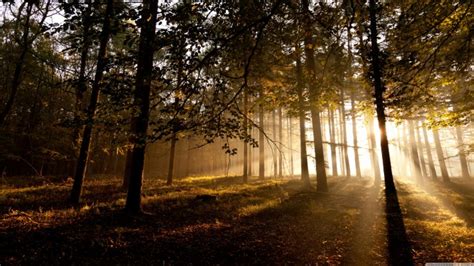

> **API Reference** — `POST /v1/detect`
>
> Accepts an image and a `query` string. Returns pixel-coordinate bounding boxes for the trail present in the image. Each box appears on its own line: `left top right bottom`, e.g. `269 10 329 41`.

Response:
343 182 387 265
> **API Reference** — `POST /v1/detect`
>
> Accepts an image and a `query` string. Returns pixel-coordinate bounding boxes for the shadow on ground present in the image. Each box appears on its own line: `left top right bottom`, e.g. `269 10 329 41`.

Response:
1 176 380 265
1 176 473 264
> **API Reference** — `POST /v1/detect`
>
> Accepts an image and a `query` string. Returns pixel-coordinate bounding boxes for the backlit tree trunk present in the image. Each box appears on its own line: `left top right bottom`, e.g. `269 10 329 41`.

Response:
259 89 265 180
288 115 294 177
166 136 177 185
455 126 470 178
408 120 422 183
368 0 395 191
433 129 450 182
351 93 361 177
367 113 381 182
329 109 338 176
125 0 159 214
278 108 283 178
72 3 92 148
243 89 249 182
295 44 310 186
340 93 351 176
422 126 437 180
302 0 328 191
272 110 277 177
415 122 427 178
70 0 113 204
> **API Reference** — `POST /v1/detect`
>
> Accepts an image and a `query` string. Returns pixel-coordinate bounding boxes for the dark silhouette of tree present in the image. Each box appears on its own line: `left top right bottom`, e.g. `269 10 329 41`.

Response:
301 0 328 192
70 0 114 204
125 0 159 214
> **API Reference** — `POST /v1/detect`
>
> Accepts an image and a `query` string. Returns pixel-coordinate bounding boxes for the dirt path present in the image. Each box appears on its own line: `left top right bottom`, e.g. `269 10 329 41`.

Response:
342 183 387 265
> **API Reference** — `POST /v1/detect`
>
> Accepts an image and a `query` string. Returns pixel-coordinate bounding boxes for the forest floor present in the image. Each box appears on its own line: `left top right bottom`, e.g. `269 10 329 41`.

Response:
1 175 473 265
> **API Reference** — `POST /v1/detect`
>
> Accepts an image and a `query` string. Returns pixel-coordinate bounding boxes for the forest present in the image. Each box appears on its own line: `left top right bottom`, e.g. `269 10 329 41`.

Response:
0 0 473 264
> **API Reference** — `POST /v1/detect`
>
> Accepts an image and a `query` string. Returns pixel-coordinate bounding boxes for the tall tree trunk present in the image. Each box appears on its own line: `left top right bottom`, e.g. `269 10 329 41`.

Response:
351 93 361 177
408 120 423 183
422 126 437 180
125 0 158 214
248 125 253 177
402 121 413 177
302 0 328 191
340 94 351 176
184 136 190 177
433 128 450 182
288 115 294 177
338 108 346 176
166 136 177 185
295 44 310 186
272 110 277 177
258 89 265 180
329 109 338 176
243 88 249 182
455 126 470 178
70 0 113 204
368 0 395 191
367 113 381 182
240 0 250 183
0 2 33 126
72 4 92 148
278 108 283 178
415 122 427 178
346 18 361 178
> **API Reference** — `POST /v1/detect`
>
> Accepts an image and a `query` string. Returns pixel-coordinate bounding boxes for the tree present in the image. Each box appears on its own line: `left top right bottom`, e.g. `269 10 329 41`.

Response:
69 0 114 204
0 0 51 126
301 0 328 192
295 42 310 187
124 0 159 214
422 125 437 180
433 128 450 182
367 0 395 192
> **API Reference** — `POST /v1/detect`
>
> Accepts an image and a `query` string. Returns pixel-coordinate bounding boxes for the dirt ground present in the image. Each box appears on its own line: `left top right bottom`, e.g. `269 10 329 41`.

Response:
1 175 473 265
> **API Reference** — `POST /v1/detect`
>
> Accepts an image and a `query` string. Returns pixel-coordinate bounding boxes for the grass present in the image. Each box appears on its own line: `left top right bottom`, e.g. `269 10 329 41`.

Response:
397 179 474 263
0 175 473 264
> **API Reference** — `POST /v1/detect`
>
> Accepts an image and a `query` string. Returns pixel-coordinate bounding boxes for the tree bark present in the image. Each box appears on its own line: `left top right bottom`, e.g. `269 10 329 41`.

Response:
72 3 92 148
272 110 277 177
295 44 310 186
368 0 395 191
288 115 294 177
415 121 428 178
70 0 113 204
367 113 381 182
351 93 361 177
329 109 338 176
258 89 265 180
243 88 249 182
240 0 250 183
302 0 328 191
422 126 437 180
408 120 423 183
433 128 450 182
455 126 470 178
125 0 159 214
278 108 283 178
166 136 177 185
346 18 361 178
340 94 351 176
248 125 253 177
0 2 33 126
